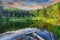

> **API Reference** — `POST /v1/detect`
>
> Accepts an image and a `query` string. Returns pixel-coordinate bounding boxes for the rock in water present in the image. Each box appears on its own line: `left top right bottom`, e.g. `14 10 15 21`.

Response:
0 28 56 40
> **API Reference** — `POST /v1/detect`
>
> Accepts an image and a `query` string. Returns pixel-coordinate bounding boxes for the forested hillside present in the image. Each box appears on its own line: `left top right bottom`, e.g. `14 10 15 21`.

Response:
0 2 60 24
0 2 60 40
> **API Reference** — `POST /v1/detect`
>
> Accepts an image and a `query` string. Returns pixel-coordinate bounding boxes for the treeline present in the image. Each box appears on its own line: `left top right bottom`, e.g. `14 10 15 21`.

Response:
0 7 36 23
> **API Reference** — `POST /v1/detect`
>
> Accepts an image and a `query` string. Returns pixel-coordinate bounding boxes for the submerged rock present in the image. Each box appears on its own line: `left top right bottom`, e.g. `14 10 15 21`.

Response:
0 28 56 40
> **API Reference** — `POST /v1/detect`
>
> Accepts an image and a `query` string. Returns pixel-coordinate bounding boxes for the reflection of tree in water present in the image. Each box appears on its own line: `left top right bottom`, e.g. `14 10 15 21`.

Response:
29 22 52 30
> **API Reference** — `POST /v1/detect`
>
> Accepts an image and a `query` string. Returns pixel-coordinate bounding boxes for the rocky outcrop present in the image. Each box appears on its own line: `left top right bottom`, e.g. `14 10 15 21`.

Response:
0 28 56 40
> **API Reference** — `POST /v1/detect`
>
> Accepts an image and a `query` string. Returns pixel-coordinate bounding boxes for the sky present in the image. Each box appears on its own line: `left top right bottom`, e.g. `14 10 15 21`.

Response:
0 0 60 10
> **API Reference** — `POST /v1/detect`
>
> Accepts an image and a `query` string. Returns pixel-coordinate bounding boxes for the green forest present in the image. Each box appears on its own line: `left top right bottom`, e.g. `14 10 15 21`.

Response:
0 2 60 40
